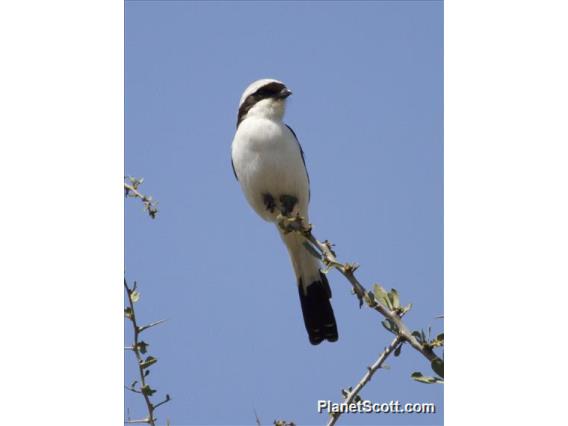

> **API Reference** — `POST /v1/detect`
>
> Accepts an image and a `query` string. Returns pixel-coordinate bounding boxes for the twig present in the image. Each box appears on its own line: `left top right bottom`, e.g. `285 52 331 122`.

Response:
154 395 172 410
278 214 442 423
125 279 157 425
327 336 403 426
125 385 143 394
124 177 158 219
124 279 171 425
278 214 440 364
138 319 167 333
326 299 413 426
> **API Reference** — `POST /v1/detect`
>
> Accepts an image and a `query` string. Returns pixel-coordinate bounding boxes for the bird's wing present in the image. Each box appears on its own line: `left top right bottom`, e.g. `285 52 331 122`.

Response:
286 124 310 200
231 156 238 181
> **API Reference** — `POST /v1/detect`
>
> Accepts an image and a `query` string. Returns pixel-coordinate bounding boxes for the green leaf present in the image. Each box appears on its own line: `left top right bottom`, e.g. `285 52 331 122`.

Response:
411 372 444 384
373 284 387 298
431 333 444 348
373 284 392 309
388 288 400 309
140 356 158 369
431 358 444 378
124 307 133 319
131 290 140 303
401 303 413 315
381 319 399 334
141 384 156 396
302 241 322 260
137 341 149 354
412 330 423 342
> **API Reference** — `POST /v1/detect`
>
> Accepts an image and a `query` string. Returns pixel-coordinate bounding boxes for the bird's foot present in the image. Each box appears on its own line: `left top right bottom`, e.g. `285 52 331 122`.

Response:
262 193 276 213
279 194 298 216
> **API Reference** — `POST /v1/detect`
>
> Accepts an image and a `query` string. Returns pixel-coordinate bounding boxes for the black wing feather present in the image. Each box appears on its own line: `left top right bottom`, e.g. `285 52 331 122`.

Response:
231 156 238 181
286 124 310 200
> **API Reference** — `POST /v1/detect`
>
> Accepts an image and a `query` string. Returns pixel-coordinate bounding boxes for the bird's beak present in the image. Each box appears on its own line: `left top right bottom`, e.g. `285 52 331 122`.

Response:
278 88 292 99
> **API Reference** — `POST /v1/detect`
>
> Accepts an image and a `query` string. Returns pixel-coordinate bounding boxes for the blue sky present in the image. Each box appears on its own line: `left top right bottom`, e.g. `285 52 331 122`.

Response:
125 1 443 425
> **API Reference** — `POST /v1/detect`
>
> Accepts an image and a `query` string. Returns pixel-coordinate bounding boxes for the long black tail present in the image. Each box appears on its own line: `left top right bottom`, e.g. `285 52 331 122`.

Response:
298 273 338 345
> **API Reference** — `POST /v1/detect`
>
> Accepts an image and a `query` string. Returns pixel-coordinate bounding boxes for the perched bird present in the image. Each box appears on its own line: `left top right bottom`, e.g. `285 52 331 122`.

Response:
231 78 338 345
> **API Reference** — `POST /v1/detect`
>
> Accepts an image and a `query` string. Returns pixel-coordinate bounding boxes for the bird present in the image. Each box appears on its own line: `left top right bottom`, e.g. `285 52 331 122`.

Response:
231 78 338 345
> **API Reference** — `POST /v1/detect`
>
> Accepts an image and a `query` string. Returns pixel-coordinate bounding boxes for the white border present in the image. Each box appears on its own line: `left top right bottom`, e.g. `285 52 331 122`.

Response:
446 0 568 424
1 0 567 424
0 1 123 424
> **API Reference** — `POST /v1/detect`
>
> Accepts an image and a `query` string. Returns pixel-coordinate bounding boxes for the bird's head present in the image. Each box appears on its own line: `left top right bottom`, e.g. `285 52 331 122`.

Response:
237 78 292 128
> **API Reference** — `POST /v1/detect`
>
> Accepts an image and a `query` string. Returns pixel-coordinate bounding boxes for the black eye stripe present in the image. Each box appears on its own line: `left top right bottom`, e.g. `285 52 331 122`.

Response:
254 82 285 98
236 82 287 128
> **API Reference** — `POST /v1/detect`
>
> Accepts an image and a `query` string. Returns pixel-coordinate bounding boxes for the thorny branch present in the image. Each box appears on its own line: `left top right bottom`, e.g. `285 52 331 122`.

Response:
124 177 158 219
124 279 171 425
277 213 441 363
327 336 404 426
277 213 443 425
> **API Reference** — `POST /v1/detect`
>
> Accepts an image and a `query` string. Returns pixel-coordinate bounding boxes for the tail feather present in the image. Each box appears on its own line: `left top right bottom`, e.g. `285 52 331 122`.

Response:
298 273 338 345
279 226 338 344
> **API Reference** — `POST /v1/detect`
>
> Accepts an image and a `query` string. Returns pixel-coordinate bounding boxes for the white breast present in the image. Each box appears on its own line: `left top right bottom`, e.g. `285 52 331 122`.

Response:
231 117 310 222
